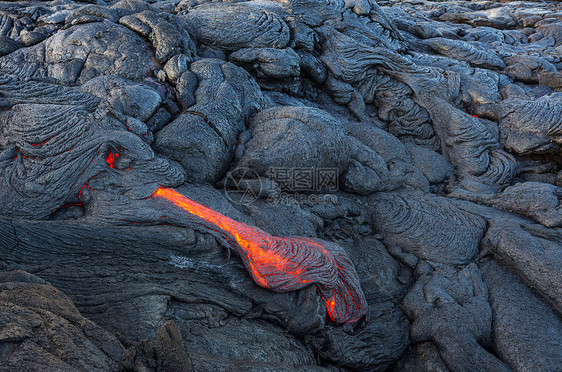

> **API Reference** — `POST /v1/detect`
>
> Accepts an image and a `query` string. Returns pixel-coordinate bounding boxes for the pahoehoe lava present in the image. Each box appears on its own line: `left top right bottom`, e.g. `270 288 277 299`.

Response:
1 0 562 370
152 187 368 324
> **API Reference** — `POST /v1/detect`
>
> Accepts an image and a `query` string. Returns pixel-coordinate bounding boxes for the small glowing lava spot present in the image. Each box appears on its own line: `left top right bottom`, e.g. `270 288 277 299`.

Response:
464 107 480 118
105 152 120 168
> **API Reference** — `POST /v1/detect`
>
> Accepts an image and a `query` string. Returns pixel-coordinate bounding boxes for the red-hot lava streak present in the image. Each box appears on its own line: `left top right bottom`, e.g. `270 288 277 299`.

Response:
151 187 368 324
105 152 120 168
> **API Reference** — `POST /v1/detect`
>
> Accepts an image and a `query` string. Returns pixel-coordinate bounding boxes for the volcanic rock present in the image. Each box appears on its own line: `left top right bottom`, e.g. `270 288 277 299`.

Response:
0 0 562 370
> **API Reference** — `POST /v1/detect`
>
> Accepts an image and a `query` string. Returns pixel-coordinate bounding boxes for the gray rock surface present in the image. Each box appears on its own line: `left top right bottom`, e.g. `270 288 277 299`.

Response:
0 270 125 371
1 0 562 370
369 191 486 264
402 263 509 372
481 259 562 372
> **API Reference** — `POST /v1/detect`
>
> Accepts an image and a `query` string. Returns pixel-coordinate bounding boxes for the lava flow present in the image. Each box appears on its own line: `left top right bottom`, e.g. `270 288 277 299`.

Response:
151 187 368 324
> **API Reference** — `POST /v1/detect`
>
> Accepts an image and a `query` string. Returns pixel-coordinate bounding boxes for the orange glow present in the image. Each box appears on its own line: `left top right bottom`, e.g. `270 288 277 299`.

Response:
464 107 480 118
326 295 337 318
153 187 317 288
105 152 119 168
151 187 367 323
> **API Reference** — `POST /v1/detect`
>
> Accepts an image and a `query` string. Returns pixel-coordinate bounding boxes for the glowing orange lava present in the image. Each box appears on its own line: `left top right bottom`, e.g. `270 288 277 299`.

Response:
105 152 119 168
153 188 326 289
464 107 480 118
151 187 368 323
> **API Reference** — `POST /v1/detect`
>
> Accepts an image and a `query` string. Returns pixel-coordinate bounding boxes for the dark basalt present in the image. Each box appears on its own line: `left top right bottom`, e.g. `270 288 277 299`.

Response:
1 0 562 370
0 270 125 371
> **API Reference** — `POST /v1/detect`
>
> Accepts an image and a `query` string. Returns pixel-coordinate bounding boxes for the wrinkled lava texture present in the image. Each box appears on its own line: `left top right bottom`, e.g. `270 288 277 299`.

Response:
2 0 562 371
152 187 367 323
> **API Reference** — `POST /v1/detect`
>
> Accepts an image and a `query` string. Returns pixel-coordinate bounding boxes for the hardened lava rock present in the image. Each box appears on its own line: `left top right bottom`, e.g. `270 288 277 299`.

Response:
0 270 125 371
1 0 562 370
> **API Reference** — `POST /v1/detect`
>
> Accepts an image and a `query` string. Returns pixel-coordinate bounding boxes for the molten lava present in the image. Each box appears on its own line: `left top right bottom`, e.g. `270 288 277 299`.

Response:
464 107 480 118
151 187 368 324
105 152 119 168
